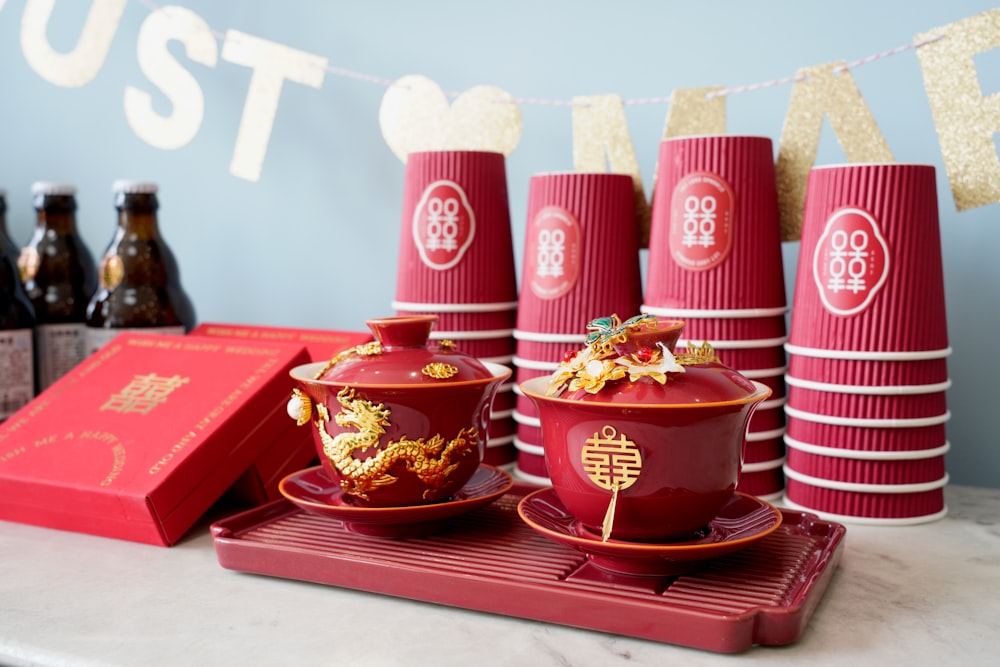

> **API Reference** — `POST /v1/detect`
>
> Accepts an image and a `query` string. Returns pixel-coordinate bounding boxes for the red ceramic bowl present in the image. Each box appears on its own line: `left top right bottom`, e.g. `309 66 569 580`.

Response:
289 316 511 507
520 371 770 542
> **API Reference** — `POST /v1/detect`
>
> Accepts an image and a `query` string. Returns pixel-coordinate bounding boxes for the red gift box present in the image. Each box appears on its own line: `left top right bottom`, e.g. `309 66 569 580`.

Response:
188 323 373 505
0 333 309 546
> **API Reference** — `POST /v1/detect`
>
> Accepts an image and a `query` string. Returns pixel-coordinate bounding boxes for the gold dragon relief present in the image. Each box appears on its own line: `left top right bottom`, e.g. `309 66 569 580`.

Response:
311 386 478 500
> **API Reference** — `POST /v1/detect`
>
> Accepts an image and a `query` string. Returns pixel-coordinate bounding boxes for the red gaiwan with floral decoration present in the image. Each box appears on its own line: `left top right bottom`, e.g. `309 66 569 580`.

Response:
520 314 771 542
287 315 511 507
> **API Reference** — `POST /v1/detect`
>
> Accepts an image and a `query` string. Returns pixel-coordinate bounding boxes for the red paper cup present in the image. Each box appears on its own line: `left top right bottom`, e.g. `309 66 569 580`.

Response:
429 333 515 360
645 135 786 312
514 437 550 483
785 439 948 485
513 410 543 446
663 314 787 342
743 368 787 399
395 151 518 305
483 442 517 467
394 303 518 330
785 413 949 453
786 385 949 421
516 172 643 335
491 381 516 414
786 345 951 387
514 334 584 364
675 341 788 372
737 457 785 499
747 403 787 433
743 432 786 464
788 163 948 354
783 469 947 523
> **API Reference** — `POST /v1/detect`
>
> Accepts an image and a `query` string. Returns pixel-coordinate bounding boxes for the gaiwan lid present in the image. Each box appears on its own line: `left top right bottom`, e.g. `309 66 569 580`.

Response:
545 314 760 405
315 315 493 385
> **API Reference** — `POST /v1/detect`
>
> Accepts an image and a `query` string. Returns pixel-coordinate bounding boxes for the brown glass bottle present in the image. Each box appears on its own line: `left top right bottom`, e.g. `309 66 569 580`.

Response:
85 181 196 353
1 188 37 420
18 183 97 391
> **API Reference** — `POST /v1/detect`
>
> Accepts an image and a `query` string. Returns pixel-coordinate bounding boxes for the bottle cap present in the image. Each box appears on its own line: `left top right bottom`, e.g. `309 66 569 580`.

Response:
112 180 158 194
31 182 77 196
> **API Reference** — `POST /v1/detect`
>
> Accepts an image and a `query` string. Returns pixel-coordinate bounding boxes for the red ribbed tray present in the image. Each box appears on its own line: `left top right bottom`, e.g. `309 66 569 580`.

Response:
211 484 844 653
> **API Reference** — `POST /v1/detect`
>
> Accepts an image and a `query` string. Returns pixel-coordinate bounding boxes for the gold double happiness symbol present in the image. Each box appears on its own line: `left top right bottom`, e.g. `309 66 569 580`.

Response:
581 425 642 491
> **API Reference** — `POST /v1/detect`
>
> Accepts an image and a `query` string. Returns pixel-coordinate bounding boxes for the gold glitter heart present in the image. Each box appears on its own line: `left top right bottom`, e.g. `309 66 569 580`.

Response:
379 74 522 163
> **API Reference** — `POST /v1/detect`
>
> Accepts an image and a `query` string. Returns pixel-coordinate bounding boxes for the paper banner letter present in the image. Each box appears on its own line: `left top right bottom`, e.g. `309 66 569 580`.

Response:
775 62 894 242
221 30 328 182
20 0 126 87
572 94 651 247
379 74 522 163
124 6 218 150
917 10 1000 211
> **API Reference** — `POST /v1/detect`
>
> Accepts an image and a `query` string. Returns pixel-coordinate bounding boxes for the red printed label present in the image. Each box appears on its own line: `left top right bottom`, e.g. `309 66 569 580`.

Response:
412 180 476 270
525 206 582 299
668 171 734 271
812 207 890 316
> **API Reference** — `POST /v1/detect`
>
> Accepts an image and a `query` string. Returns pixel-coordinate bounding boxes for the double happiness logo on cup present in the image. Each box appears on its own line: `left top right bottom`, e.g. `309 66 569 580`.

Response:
812 207 890 316
525 206 582 299
668 171 734 271
412 180 476 270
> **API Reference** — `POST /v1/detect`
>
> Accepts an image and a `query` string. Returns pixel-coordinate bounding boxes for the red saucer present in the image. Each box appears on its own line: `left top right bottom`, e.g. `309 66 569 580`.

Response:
279 464 513 537
517 488 782 576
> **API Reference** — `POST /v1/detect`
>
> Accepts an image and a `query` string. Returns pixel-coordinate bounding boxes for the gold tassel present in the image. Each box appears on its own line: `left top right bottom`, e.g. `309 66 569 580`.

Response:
601 482 620 542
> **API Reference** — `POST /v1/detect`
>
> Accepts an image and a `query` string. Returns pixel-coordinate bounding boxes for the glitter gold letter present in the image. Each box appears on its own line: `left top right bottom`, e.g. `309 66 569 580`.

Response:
775 62 894 242
917 10 1000 211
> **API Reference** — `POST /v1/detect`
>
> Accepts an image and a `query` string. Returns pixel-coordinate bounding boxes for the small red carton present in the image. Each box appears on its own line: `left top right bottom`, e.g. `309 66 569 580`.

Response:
0 333 309 546
188 322 372 362
188 323 373 504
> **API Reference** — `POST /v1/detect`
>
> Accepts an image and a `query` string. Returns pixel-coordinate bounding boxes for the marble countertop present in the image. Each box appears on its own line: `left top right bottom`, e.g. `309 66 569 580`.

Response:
2 484 998 667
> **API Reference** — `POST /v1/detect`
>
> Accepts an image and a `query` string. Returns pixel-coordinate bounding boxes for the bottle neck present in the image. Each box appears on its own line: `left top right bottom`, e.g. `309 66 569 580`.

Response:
115 193 160 238
34 195 80 234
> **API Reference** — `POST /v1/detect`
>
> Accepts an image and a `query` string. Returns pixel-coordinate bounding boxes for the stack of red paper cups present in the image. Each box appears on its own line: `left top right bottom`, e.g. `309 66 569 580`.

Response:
393 150 519 470
512 172 644 484
783 163 950 524
643 135 789 500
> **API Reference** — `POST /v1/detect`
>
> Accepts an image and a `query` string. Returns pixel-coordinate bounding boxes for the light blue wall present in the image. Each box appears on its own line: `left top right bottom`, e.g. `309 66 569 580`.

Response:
1 0 997 488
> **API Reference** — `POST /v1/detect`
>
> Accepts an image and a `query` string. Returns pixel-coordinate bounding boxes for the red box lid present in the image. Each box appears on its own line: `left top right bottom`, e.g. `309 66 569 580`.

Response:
0 333 309 546
188 322 372 362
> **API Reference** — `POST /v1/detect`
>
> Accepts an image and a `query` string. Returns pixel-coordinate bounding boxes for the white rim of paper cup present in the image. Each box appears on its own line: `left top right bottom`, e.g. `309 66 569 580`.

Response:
512 411 542 427
784 405 952 428
392 300 519 313
513 437 546 456
486 434 515 447
758 490 785 503
742 457 786 473
512 356 561 371
429 328 515 340
785 375 953 396
514 467 551 485
784 343 953 361
758 396 787 411
513 330 588 344
479 354 515 366
496 381 515 394
783 435 951 461
678 336 789 350
783 464 949 493
746 426 787 442
738 366 789 380
641 304 789 318
780 496 948 526
491 408 514 420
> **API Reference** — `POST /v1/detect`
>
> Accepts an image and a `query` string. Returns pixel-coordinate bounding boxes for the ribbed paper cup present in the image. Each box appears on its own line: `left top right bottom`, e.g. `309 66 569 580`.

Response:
483 441 517 466
785 345 950 387
514 335 584 364
491 380 516 414
744 430 786 464
737 457 785 498
394 302 518 328
516 172 643 336
783 469 947 522
747 402 787 434
786 444 947 485
675 341 788 372
514 366 551 418
395 151 517 305
513 410 543 446
789 163 948 354
785 412 949 453
743 368 787 400
786 385 949 421
488 415 517 440
514 437 550 482
645 135 786 312
667 314 787 342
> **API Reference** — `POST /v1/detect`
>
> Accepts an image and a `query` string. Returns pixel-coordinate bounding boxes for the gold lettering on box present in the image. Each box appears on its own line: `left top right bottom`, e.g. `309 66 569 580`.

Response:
100 373 190 415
